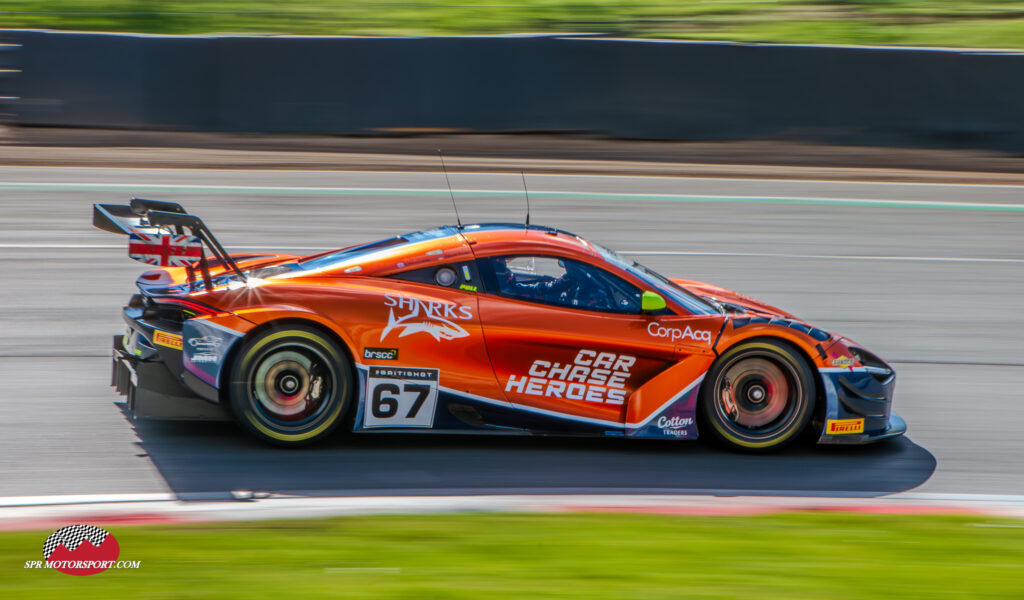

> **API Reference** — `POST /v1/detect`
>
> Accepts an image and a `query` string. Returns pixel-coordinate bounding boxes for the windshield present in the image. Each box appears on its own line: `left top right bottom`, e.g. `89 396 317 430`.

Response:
589 242 719 315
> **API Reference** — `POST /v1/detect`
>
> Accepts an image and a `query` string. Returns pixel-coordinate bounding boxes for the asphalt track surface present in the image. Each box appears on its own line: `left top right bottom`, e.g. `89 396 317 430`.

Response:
1 166 1022 500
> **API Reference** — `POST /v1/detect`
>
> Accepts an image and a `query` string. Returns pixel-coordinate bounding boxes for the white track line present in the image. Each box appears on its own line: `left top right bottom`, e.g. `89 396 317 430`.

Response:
1 493 1023 528
2 244 1020 263
0 493 176 507
4 180 1024 210
6 166 1024 189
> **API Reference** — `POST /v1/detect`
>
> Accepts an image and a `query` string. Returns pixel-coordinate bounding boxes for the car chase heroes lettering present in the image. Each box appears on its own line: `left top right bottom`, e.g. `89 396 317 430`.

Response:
506 349 636 405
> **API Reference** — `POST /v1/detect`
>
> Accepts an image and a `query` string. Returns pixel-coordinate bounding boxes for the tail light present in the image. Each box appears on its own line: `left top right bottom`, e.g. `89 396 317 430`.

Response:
142 297 218 324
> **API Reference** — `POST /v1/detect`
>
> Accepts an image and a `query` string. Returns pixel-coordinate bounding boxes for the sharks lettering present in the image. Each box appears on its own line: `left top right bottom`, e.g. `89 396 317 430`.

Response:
381 294 474 342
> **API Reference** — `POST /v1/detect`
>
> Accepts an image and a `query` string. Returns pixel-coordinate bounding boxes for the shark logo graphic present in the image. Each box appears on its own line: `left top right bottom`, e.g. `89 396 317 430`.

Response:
381 294 473 342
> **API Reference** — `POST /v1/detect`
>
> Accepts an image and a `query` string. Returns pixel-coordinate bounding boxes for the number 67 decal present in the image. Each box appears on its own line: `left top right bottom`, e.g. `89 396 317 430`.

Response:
372 383 431 419
363 367 439 429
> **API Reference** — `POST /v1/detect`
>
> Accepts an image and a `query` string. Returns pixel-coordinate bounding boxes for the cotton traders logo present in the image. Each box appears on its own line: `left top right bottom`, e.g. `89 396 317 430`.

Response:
381 294 473 342
656 416 695 438
37 525 122 576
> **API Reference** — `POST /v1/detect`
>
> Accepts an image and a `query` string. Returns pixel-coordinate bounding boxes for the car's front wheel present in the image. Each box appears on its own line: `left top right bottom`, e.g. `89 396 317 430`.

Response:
700 339 815 452
228 325 351 447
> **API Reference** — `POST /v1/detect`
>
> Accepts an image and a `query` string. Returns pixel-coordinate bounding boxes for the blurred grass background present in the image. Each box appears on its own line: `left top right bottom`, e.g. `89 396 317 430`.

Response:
1 1 1024 48
1 512 1022 598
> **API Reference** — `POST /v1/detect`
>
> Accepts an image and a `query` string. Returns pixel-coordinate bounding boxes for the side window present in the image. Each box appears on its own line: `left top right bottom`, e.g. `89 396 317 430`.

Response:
389 260 481 293
484 255 642 313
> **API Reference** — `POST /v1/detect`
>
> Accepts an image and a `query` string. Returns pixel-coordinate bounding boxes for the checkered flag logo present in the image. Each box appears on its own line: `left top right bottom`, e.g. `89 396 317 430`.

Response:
43 525 110 559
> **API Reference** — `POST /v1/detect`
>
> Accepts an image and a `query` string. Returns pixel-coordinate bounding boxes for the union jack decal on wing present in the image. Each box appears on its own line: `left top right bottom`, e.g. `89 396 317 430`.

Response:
128 231 203 267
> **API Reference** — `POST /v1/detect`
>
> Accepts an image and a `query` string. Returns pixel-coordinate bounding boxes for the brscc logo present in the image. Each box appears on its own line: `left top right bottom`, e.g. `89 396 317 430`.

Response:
41 525 120 576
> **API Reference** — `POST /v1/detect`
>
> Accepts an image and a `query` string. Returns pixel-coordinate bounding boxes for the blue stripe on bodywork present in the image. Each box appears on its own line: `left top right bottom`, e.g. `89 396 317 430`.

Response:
351 363 700 439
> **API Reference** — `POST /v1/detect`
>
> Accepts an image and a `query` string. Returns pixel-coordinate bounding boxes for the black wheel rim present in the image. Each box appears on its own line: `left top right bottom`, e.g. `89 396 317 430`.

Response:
250 343 333 426
714 352 803 439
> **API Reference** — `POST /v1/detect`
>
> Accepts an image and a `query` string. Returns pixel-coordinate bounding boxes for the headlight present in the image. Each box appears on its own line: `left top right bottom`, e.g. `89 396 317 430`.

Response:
849 346 894 382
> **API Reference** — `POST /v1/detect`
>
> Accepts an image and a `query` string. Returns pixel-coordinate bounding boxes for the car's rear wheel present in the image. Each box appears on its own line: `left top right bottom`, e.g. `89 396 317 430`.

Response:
228 325 351 447
700 339 815 452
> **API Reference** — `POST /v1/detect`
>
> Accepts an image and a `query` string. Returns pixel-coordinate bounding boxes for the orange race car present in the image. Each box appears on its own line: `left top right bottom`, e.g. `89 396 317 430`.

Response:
95 199 905 451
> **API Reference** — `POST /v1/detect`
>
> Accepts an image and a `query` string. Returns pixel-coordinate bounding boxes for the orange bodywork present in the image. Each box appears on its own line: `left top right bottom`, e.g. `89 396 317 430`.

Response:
111 220 901 443
137 225 843 437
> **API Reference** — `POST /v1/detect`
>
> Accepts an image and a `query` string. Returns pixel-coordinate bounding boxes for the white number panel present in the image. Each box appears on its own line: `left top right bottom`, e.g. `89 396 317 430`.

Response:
363 367 439 429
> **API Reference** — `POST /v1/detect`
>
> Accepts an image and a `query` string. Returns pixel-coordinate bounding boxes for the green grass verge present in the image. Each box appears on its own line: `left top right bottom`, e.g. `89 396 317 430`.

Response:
1 512 1023 599
5 1 1024 48
3 1 1024 48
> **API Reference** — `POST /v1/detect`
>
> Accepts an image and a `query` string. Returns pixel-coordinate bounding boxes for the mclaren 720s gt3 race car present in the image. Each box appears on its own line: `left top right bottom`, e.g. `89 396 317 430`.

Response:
95 199 905 452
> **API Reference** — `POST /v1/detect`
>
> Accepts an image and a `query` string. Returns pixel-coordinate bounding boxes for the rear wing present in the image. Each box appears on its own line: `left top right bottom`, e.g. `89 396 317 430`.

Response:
93 199 247 291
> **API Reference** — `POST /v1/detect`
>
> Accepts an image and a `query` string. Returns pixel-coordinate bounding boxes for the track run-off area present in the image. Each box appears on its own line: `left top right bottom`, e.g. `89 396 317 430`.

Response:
1 165 1022 504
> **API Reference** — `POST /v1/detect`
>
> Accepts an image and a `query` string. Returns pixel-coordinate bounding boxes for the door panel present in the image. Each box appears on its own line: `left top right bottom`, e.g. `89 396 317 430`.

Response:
476 293 678 428
326 278 510 430
475 252 726 431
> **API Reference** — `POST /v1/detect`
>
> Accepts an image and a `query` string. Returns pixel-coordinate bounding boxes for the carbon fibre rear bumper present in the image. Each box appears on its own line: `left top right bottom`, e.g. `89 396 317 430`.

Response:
111 334 230 421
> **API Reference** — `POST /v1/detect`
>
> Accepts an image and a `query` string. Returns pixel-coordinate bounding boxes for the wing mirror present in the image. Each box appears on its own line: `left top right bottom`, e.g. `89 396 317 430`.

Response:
641 290 667 312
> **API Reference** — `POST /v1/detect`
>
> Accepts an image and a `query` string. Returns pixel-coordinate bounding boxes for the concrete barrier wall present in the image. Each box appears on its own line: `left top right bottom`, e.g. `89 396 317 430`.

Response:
7 30 1024 150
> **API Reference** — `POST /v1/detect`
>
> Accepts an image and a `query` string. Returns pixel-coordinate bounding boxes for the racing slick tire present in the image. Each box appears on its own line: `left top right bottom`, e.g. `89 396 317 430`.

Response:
700 339 816 452
228 325 352 447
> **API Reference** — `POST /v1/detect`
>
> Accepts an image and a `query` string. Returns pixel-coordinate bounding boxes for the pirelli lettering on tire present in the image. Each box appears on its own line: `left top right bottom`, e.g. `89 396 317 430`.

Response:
826 418 865 434
364 367 440 429
152 330 183 350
